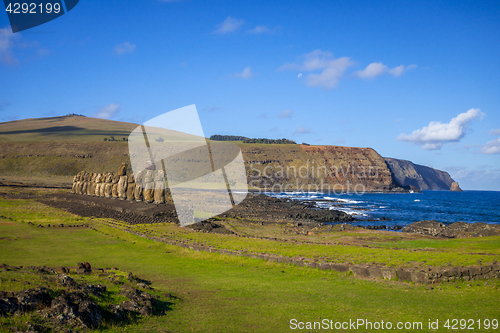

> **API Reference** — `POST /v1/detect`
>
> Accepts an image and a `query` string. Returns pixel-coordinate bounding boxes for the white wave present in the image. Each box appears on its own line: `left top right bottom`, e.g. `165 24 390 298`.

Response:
329 206 368 217
414 199 421 202
323 196 362 204
335 198 362 204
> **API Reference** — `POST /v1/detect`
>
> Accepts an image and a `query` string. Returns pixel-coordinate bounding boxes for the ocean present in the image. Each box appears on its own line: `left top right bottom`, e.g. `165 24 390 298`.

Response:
264 190 500 228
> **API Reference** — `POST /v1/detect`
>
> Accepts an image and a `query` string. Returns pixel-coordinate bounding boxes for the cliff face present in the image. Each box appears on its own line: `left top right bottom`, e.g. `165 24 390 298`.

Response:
240 144 404 192
384 158 455 191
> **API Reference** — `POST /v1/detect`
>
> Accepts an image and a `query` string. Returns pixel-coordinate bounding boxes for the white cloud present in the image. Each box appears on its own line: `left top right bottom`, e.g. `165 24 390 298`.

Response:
446 166 500 190
278 50 354 89
278 109 292 118
113 42 136 55
294 126 311 134
94 103 120 119
0 27 19 66
355 62 416 79
269 126 278 132
228 67 254 79
490 129 500 135
481 137 500 154
213 16 244 34
247 25 278 34
397 108 484 150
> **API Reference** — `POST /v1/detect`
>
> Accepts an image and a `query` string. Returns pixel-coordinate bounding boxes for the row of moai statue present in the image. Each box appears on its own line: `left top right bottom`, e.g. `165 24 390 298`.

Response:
71 163 167 204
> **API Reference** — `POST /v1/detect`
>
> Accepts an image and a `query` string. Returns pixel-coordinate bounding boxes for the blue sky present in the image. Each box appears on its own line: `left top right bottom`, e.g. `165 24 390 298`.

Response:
1 0 499 190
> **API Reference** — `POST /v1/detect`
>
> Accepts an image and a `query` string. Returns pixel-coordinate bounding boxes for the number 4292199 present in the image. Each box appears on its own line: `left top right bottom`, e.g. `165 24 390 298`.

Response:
5 2 61 14
444 319 498 330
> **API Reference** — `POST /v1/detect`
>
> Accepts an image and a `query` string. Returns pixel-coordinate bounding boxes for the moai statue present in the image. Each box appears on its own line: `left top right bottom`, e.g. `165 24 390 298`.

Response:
126 173 135 201
134 170 144 202
82 173 89 195
90 172 97 197
111 174 120 199
86 173 93 195
71 172 80 194
104 173 113 198
99 172 107 197
117 163 127 176
94 173 102 197
142 169 155 203
153 170 165 204
117 168 128 200
77 171 86 194
86 173 94 195
87 172 97 196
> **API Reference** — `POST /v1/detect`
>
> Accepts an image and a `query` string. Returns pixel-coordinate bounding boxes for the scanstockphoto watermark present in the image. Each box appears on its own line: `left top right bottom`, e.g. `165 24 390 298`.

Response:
248 161 380 194
290 318 424 330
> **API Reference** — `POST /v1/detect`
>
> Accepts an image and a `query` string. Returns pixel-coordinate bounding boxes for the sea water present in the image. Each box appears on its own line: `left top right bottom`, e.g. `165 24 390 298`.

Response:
264 190 500 228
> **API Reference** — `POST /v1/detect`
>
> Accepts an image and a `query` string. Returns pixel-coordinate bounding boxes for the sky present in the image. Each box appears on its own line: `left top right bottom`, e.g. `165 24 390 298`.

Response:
0 0 499 190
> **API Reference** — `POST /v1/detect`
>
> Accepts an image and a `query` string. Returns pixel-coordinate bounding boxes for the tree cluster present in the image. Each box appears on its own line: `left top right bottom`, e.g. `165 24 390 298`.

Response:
210 135 249 141
210 134 297 144
242 138 296 144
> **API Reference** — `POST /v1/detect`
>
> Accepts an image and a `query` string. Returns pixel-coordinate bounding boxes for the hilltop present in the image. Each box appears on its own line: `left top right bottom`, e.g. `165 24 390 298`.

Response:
0 115 137 143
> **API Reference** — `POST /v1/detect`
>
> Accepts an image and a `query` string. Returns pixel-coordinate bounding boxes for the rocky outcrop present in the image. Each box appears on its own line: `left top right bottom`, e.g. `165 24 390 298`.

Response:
450 181 463 192
384 157 455 190
402 220 500 238
0 264 168 331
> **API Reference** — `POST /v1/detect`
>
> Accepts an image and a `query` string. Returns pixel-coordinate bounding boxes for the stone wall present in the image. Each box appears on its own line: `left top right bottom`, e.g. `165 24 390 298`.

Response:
96 220 500 284
71 163 167 205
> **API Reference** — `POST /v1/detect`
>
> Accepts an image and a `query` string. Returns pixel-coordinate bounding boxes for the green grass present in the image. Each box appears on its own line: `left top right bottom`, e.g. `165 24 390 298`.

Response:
1 198 500 332
126 220 500 268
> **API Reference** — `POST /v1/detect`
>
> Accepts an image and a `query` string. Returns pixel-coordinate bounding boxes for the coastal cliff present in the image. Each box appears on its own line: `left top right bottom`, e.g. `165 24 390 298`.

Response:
384 157 456 191
241 144 405 192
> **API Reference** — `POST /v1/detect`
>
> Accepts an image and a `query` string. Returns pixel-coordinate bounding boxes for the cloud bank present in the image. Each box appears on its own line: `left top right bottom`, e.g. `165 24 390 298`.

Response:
481 137 500 154
0 27 18 65
278 109 292 118
278 50 354 89
113 42 136 55
247 25 279 34
213 16 244 34
228 67 254 79
397 108 483 150
294 126 310 134
279 50 415 89
355 62 416 79
95 103 120 119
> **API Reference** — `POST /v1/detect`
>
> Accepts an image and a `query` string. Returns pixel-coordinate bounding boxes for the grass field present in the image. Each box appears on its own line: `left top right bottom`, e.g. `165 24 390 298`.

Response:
1 197 499 332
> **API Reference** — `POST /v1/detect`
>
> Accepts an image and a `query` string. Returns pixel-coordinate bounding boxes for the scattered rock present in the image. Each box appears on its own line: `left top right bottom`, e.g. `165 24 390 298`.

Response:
402 220 500 238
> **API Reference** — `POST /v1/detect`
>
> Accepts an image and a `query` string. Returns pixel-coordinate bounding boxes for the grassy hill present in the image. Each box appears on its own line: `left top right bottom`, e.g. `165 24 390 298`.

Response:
0 115 404 191
0 115 137 143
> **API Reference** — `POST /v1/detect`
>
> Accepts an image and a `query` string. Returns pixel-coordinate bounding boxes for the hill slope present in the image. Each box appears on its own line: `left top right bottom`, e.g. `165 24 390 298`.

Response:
0 116 405 191
384 157 456 190
0 115 137 142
